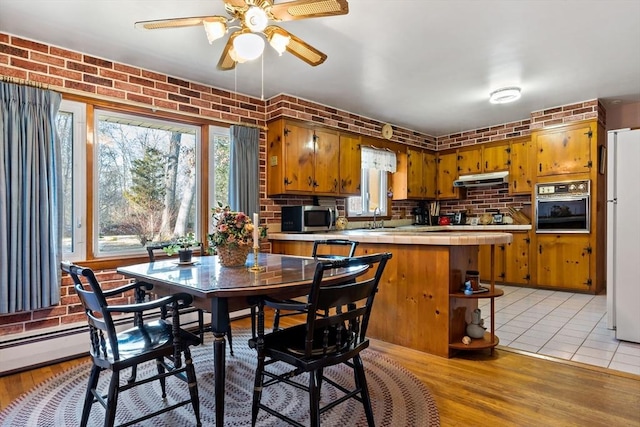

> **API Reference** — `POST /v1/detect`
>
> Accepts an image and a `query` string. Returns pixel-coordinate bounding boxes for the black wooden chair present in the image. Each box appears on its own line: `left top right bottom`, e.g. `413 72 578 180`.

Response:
62 261 202 427
249 252 392 427
267 239 359 331
146 242 235 354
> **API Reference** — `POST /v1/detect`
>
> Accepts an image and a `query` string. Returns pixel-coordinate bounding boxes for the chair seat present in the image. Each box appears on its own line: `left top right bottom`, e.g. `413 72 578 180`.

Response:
94 319 200 365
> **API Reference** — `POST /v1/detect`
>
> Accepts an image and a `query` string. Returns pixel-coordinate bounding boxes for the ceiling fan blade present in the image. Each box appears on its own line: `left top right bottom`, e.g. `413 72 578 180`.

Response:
134 16 223 30
270 0 348 21
217 32 239 71
223 0 248 7
265 26 327 66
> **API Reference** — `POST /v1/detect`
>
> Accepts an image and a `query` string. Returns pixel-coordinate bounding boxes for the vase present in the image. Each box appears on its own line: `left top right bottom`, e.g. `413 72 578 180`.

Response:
217 245 251 267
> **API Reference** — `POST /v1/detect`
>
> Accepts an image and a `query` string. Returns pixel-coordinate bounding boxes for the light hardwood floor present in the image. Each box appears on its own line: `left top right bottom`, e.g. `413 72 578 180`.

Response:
1 315 639 426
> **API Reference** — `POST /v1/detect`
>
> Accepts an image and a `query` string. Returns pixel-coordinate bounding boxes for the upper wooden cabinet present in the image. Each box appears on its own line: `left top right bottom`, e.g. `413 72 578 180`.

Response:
392 147 437 200
266 119 340 196
534 122 594 177
338 133 361 195
509 137 533 194
457 142 510 176
437 151 459 199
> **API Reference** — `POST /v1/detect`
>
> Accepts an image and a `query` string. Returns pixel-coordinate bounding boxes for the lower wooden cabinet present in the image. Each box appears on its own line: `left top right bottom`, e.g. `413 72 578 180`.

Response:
479 231 530 286
534 234 592 291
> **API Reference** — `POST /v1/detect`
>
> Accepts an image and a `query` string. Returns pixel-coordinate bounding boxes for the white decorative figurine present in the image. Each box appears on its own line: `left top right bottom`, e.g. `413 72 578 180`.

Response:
466 308 487 339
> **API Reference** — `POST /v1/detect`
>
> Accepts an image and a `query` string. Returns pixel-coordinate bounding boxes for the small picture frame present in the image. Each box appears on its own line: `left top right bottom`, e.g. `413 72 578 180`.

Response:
470 217 479 226
599 145 606 175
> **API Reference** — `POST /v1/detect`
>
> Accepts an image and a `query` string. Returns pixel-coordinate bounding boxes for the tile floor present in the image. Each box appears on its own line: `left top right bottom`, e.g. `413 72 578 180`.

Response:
477 285 640 376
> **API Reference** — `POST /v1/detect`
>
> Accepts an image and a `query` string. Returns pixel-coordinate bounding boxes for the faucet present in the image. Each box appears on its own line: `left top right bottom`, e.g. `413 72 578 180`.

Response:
373 207 381 229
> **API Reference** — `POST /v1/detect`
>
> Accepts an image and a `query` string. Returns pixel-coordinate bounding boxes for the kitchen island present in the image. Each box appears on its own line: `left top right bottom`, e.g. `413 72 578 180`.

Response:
269 228 513 358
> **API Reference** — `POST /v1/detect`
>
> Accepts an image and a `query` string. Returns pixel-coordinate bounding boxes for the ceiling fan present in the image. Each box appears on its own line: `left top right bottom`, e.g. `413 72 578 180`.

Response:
134 0 349 71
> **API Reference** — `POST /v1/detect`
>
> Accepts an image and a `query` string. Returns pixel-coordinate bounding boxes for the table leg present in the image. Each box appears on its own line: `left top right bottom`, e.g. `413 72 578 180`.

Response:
210 297 229 427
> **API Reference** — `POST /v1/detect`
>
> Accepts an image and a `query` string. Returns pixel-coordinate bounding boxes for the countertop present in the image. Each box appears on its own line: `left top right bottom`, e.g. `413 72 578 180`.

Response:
269 225 517 246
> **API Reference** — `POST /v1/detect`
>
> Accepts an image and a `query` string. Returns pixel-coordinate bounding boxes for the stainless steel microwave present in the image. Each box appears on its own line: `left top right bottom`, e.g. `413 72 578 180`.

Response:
281 205 336 233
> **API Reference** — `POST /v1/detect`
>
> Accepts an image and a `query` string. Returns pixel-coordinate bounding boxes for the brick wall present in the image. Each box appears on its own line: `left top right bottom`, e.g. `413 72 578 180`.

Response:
0 271 134 336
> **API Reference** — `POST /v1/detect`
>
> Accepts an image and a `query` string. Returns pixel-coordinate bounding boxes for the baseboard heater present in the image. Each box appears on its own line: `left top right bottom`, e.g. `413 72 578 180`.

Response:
0 308 250 376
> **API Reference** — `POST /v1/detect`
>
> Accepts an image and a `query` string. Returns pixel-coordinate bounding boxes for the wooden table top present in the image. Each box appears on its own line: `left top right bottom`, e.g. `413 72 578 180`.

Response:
117 252 367 299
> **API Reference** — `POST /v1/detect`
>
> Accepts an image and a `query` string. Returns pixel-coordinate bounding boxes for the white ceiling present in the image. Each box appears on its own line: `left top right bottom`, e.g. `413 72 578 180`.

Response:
1 0 639 136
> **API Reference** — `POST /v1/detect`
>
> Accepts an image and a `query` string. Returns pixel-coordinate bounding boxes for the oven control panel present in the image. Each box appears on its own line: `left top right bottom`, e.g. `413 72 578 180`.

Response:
536 180 590 197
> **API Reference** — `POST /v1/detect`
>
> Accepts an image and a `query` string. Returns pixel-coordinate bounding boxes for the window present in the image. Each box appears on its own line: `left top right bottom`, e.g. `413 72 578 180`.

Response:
208 125 231 216
347 168 388 217
94 111 202 256
58 100 86 260
57 102 232 260
347 147 396 217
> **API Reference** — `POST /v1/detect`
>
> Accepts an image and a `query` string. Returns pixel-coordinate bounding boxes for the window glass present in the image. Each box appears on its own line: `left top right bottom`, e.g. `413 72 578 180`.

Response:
57 100 86 260
210 126 230 209
347 168 388 217
95 111 200 255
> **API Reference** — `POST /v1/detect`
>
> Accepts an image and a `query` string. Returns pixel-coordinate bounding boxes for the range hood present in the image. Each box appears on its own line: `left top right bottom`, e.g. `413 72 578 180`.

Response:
453 171 509 188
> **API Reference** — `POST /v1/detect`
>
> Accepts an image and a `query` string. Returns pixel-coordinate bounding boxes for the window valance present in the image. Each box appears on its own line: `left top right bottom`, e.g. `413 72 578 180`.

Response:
361 146 397 173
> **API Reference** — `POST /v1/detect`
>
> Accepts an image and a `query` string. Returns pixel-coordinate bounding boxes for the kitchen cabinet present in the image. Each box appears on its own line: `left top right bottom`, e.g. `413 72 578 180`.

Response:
457 142 510 176
535 121 594 177
478 231 531 286
266 119 340 196
436 151 459 199
509 137 533 194
338 133 361 195
457 147 482 175
392 147 436 200
535 234 592 291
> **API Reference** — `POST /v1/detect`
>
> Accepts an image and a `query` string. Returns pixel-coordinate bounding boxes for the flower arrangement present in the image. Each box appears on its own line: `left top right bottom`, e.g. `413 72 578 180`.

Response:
208 205 267 250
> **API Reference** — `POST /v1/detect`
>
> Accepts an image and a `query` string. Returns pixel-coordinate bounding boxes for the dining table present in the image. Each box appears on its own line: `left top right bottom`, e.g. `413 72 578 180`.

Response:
116 252 368 427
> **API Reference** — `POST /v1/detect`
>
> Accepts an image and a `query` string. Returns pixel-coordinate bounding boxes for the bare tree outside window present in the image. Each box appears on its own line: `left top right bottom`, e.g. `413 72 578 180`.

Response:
96 113 198 254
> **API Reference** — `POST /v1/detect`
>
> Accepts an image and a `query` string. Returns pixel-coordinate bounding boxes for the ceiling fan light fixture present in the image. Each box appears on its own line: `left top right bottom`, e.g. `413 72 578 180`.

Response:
233 32 265 61
203 17 227 44
489 87 522 104
269 32 291 55
244 6 269 32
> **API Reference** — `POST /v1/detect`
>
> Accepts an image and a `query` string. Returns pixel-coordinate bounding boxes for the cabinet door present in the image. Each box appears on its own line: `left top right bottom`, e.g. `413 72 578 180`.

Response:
478 244 506 283
536 235 592 290
284 123 315 192
504 232 530 285
339 134 361 195
267 119 285 195
407 147 424 198
313 128 340 194
424 152 437 199
536 124 593 176
457 147 482 175
437 152 459 199
483 143 510 172
509 138 533 194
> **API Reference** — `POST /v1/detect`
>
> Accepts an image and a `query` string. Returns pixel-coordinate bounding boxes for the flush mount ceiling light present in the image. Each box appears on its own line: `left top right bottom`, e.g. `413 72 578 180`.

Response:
489 87 522 104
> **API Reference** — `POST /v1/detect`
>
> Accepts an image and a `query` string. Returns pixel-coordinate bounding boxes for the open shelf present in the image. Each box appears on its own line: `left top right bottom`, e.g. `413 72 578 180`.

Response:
450 331 499 350
449 289 504 299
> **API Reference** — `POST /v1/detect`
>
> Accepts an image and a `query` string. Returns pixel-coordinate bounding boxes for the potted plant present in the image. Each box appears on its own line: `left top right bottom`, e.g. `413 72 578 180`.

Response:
162 232 200 264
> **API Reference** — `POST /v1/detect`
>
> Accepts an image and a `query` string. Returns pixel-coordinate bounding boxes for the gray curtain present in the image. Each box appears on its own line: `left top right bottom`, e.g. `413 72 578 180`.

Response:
228 125 259 217
0 82 62 313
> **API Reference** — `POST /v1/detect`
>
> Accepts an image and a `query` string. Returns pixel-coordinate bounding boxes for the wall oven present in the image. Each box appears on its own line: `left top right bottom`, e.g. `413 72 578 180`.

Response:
535 180 590 233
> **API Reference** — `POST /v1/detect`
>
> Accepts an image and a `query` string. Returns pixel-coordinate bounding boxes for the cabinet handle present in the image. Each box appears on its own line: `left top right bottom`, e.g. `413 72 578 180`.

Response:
477 162 480 170
307 176 313 187
485 161 488 169
539 163 542 172
284 177 291 186
539 245 542 254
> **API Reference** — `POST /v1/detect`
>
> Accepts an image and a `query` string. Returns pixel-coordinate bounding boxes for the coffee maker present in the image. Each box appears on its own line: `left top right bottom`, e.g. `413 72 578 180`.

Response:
412 201 428 225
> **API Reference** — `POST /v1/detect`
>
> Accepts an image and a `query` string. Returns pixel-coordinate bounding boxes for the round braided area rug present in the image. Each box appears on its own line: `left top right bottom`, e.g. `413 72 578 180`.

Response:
0 331 439 426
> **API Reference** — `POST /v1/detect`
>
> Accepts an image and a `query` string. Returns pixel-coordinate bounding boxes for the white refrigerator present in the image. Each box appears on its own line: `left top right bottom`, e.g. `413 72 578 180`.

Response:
606 128 640 343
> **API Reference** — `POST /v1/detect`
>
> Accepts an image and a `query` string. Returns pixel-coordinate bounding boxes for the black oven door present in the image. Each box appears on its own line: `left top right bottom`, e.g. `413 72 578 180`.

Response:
536 195 590 233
